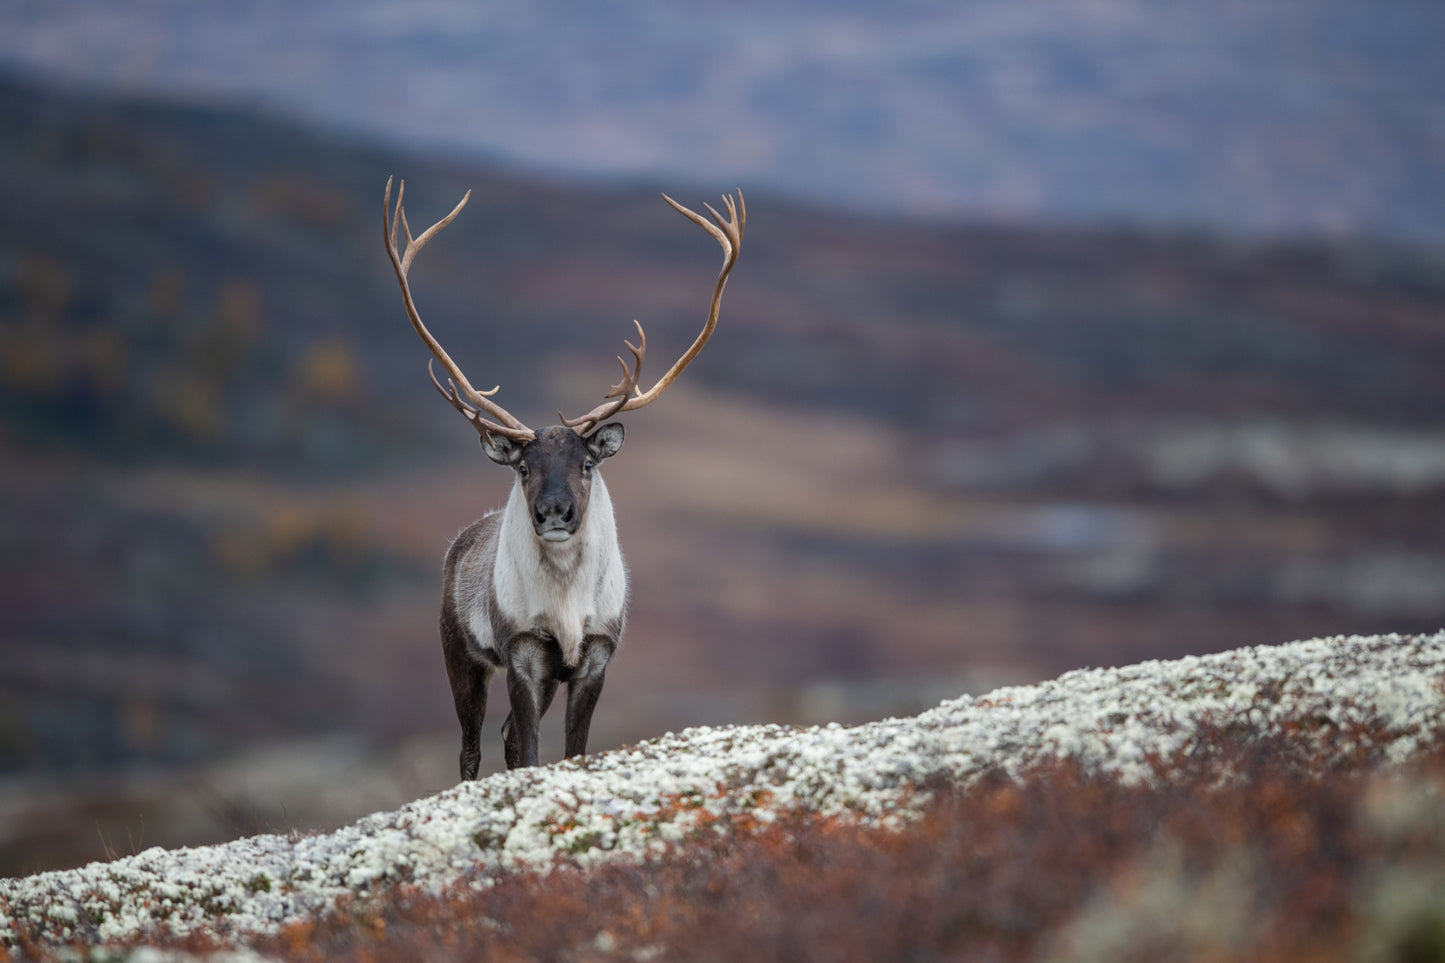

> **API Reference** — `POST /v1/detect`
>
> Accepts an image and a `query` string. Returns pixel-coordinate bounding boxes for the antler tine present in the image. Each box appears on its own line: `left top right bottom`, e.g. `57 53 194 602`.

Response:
383 176 534 442
560 321 647 434
559 191 743 432
426 358 475 415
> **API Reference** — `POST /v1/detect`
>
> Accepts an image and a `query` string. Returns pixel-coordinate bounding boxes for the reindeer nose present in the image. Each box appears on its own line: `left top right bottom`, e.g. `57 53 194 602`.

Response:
534 494 575 529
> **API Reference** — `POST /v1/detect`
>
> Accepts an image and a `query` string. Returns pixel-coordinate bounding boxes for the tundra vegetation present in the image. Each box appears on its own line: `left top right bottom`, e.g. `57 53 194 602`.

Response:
2 631 1443 962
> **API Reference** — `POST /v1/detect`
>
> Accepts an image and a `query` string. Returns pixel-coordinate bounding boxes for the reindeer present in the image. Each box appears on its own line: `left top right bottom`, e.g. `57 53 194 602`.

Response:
382 178 744 776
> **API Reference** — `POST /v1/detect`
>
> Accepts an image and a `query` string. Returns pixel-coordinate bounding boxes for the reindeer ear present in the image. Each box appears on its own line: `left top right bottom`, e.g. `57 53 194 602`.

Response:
481 431 523 467
585 422 625 462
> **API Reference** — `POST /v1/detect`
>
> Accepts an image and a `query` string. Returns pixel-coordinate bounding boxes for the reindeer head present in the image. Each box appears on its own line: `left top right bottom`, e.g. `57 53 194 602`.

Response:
481 424 624 542
381 177 744 540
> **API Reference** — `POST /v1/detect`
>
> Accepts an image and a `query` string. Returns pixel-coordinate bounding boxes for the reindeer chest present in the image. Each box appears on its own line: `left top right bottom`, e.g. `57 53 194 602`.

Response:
461 481 627 668
492 545 624 666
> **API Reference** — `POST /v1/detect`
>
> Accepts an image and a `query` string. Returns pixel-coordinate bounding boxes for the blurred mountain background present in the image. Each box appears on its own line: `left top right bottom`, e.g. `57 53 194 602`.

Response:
1 0 1443 875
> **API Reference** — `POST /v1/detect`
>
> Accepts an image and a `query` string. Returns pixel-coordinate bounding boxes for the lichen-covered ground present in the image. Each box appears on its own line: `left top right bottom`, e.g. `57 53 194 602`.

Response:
3 631 1443 957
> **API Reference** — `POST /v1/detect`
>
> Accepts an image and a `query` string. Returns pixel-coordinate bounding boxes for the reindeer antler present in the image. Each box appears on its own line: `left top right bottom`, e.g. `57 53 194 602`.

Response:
561 191 744 436
383 176 535 442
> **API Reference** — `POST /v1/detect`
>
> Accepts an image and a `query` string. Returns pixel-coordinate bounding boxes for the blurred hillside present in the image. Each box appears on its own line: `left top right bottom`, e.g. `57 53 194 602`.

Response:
2 69 1445 874
3 0 1443 241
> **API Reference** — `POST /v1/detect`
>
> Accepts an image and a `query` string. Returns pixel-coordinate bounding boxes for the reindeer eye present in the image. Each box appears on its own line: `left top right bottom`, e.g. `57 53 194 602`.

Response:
582 459 594 475
517 462 529 478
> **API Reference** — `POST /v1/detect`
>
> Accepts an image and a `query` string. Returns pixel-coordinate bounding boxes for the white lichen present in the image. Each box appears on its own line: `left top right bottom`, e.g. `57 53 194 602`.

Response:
2 631 1442 951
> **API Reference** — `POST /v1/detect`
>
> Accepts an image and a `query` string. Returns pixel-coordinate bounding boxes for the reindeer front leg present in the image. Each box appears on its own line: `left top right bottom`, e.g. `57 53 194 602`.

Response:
503 634 557 768
501 678 558 769
441 606 496 781
452 661 492 780
565 635 616 758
